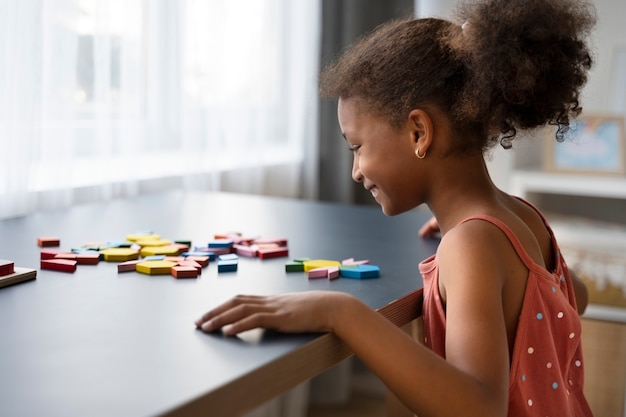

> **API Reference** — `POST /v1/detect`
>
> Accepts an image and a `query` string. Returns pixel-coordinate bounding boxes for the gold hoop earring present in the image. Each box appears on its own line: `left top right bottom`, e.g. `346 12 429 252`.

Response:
416 148 426 159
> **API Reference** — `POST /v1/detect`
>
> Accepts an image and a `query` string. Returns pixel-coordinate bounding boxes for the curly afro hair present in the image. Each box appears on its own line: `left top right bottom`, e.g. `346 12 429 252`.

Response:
319 0 596 154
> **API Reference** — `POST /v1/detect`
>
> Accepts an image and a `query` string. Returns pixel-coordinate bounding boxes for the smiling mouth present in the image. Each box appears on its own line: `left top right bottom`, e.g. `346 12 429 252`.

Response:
367 186 379 198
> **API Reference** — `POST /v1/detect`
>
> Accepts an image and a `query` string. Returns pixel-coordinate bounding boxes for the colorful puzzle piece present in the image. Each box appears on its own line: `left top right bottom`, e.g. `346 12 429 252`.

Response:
217 254 239 272
171 266 198 279
171 243 190 253
307 267 329 279
41 259 78 273
75 253 101 265
339 264 380 279
185 255 210 267
183 251 216 261
142 255 166 261
37 236 61 247
307 266 340 280
135 238 171 248
254 237 288 246
0 260 15 276
195 245 231 256
117 259 142 273
139 245 180 257
341 258 370 265
177 260 202 274
208 239 233 249
125 233 159 242
285 260 306 272
54 253 77 261
234 244 258 257
136 260 178 275
303 260 341 272
257 246 289 259
40 249 71 259
327 266 340 280
100 248 140 262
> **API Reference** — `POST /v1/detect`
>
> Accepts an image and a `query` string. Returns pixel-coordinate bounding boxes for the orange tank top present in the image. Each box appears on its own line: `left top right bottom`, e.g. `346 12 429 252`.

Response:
419 212 593 416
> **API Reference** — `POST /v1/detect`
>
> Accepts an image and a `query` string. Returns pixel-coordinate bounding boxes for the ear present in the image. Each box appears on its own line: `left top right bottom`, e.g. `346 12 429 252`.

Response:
407 109 434 158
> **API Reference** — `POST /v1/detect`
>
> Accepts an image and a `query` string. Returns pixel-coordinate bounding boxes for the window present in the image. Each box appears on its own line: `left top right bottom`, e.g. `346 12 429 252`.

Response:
0 0 320 217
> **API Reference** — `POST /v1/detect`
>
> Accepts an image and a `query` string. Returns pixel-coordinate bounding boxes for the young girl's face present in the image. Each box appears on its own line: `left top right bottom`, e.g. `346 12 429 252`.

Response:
337 98 425 216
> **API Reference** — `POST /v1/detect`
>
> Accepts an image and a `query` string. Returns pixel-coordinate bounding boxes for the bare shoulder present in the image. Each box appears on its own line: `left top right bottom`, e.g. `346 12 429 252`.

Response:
438 218 512 267
437 219 516 293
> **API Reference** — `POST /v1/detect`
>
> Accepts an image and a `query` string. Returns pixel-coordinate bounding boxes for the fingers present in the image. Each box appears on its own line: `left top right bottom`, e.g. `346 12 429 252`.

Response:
221 313 274 336
418 216 440 238
194 295 273 334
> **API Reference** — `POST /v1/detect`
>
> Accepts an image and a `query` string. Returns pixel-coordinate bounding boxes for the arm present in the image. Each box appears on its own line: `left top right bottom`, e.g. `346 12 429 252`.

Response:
195 225 511 416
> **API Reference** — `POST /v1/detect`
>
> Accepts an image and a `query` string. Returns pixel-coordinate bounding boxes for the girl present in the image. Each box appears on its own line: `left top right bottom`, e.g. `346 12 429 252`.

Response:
195 0 597 415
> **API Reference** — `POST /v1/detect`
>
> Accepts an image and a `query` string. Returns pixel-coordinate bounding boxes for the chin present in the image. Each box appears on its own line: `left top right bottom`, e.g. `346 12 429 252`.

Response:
380 204 402 217
380 201 415 217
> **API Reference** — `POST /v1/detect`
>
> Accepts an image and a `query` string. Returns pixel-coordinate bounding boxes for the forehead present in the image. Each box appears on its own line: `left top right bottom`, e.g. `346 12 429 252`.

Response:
338 97 397 137
337 97 358 122
338 98 374 132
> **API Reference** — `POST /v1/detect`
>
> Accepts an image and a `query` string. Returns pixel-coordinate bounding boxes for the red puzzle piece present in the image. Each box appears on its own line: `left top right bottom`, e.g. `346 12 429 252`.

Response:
171 266 198 279
41 259 77 273
0 260 15 277
257 246 289 259
38 237 61 247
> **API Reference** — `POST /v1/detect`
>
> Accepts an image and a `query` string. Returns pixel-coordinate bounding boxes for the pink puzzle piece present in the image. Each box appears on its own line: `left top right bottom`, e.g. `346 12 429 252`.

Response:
327 266 340 280
308 266 341 280
117 260 142 273
341 258 370 265
307 267 329 279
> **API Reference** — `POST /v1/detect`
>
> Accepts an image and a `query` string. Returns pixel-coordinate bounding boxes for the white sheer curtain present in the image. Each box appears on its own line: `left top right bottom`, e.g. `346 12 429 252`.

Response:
0 0 320 219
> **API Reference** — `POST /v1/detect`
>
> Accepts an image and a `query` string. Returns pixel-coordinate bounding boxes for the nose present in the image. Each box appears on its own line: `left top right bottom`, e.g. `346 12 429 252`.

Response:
351 157 363 183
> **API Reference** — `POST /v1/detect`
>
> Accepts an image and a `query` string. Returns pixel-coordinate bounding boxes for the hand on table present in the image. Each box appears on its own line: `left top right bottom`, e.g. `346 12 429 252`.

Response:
195 291 351 336
418 216 440 238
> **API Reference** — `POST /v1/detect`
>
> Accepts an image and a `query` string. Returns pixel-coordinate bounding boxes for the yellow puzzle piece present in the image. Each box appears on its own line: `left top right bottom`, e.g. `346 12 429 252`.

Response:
136 260 178 275
100 248 140 262
302 259 342 272
140 245 180 257
125 233 160 242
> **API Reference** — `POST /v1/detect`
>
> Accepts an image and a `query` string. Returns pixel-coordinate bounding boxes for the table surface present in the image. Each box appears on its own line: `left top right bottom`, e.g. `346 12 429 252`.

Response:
0 191 438 417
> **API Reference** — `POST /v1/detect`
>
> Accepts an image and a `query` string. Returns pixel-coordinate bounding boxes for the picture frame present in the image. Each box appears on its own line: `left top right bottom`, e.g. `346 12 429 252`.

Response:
544 114 626 175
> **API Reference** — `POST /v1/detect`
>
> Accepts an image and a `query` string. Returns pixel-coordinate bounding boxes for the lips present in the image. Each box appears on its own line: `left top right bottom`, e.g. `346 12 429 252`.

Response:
368 186 379 198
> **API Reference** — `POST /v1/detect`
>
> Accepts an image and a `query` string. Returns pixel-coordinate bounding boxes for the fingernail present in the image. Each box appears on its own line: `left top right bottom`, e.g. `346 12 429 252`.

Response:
222 324 234 335
201 320 213 332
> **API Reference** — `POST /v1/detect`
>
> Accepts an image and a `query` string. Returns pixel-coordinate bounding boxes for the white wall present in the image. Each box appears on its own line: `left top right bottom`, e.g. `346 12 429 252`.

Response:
583 0 626 113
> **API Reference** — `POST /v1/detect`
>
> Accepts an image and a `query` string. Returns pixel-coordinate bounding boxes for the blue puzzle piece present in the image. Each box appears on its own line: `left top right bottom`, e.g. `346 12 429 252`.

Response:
340 264 380 279
208 239 234 248
182 251 216 261
143 255 166 261
218 259 238 273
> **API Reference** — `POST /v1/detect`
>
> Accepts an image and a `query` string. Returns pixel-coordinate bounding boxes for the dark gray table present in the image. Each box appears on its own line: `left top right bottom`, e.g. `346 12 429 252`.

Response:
0 191 438 417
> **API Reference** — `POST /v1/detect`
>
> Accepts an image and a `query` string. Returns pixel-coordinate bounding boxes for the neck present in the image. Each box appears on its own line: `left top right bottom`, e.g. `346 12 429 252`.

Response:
426 155 501 235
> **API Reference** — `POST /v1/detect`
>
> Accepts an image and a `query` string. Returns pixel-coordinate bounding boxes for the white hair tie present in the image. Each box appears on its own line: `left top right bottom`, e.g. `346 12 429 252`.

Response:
461 21 470 35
